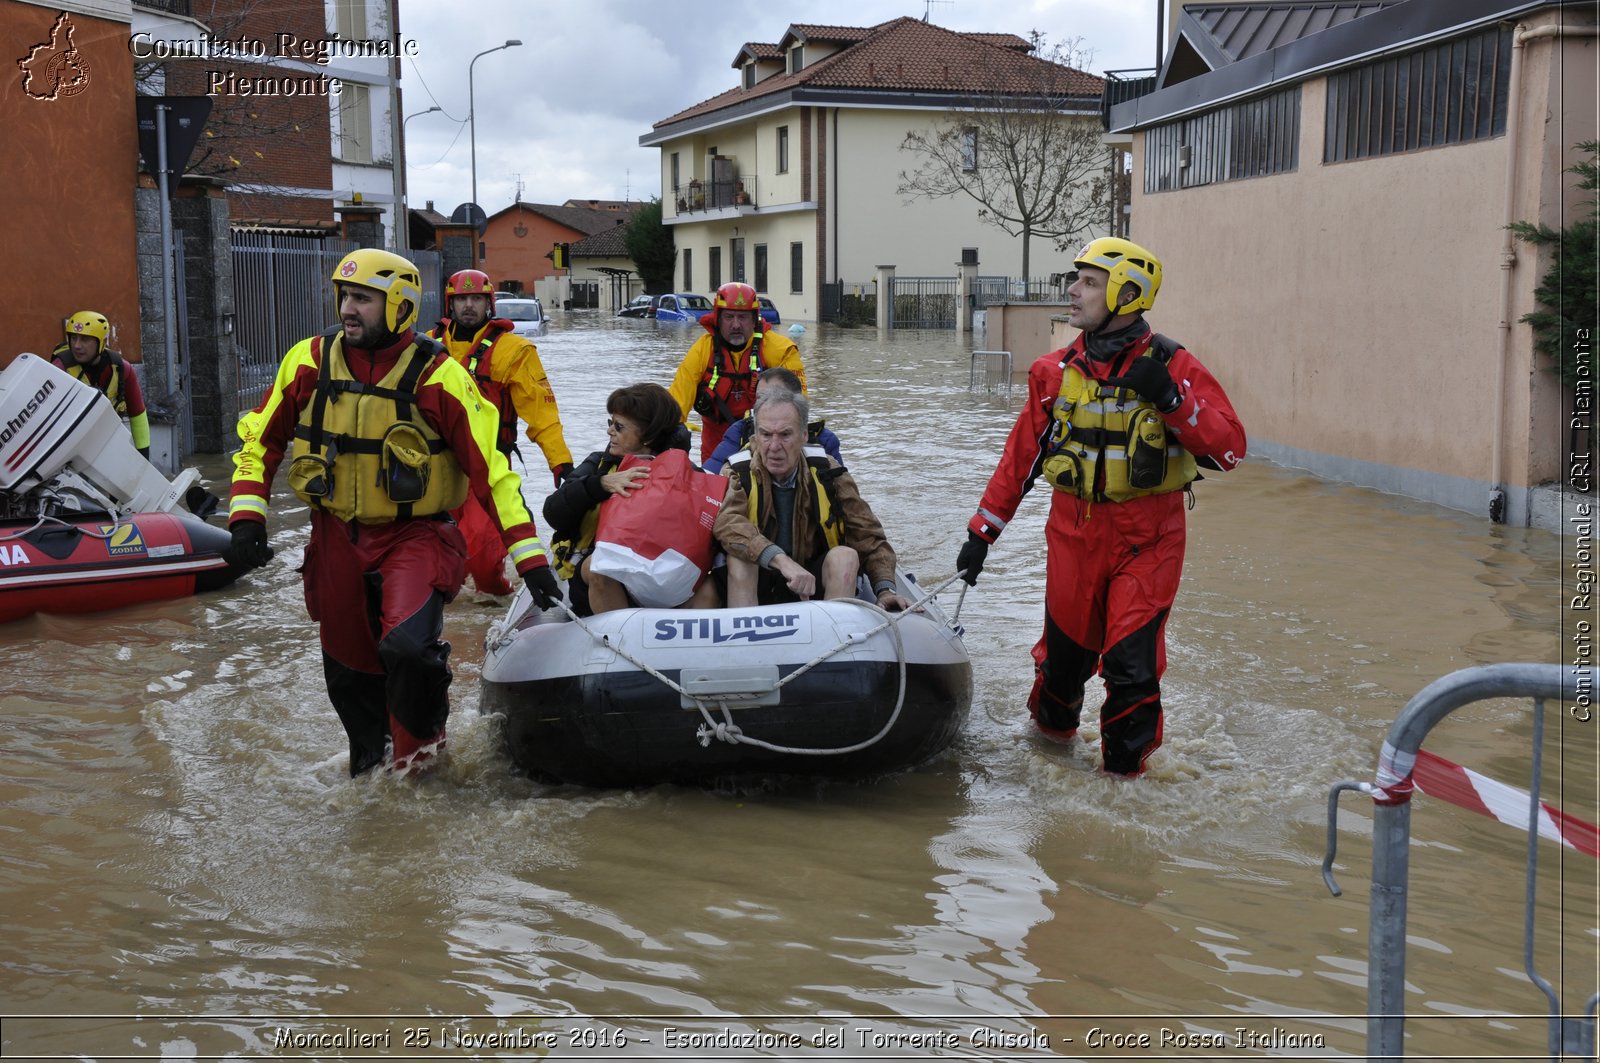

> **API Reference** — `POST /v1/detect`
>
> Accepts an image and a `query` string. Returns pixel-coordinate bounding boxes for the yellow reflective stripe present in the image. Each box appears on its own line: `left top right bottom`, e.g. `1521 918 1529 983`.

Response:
508 538 548 566
230 494 268 520
129 411 151 450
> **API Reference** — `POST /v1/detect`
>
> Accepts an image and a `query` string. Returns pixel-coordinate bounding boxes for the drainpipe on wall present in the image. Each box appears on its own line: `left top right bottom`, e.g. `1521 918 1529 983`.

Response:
1492 19 1600 523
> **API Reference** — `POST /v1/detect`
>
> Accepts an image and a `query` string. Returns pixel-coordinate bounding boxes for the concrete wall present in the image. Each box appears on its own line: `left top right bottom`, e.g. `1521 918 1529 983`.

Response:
1125 18 1595 524
985 302 1071 370
831 109 1094 284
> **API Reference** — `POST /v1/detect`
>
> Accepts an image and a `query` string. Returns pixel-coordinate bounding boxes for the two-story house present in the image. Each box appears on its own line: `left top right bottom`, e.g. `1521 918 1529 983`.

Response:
641 18 1104 324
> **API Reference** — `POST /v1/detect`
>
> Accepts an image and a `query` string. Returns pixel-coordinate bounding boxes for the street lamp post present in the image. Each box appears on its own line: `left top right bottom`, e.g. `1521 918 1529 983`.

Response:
398 106 443 254
469 40 521 212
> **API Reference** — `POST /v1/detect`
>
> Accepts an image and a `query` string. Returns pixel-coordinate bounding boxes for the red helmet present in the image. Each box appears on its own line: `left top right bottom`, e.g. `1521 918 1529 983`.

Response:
713 282 759 314
445 269 495 312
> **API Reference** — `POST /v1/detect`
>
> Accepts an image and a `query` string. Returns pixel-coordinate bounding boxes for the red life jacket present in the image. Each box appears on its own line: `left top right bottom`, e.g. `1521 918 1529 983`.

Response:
429 320 519 455
693 329 766 424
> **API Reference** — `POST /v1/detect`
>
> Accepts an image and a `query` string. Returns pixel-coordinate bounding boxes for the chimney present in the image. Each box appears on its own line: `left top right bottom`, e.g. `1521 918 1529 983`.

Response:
425 200 434 211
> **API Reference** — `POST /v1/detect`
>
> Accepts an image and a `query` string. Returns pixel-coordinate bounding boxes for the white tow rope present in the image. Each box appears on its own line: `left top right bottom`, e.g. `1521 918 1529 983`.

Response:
489 571 970 759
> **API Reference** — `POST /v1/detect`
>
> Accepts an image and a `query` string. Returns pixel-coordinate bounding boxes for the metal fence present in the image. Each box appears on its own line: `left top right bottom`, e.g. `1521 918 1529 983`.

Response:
819 275 1064 328
1324 663 1594 1061
889 276 958 329
973 275 1070 307
228 233 441 417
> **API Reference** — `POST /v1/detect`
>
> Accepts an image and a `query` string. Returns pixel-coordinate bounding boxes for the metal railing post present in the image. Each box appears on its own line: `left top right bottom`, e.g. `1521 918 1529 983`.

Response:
1324 663 1584 1062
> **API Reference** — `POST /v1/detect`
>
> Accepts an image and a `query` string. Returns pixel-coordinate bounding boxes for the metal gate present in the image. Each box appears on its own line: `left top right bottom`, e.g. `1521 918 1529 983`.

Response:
1324 664 1595 1061
228 236 440 417
889 275 958 329
229 232 355 415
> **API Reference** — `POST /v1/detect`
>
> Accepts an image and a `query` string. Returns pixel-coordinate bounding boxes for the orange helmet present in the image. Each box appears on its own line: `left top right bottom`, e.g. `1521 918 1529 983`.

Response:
445 269 495 312
713 282 759 314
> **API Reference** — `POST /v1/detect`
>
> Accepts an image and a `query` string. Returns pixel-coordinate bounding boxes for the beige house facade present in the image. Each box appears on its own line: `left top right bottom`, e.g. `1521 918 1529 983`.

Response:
642 18 1105 324
1110 0 1596 528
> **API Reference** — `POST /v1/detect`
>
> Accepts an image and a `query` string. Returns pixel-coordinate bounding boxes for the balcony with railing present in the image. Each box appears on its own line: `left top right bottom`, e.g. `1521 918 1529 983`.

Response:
672 174 758 219
1101 68 1158 129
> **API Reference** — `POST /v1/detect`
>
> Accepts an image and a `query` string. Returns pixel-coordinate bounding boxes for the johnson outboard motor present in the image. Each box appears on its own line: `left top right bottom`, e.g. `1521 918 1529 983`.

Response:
0 353 201 520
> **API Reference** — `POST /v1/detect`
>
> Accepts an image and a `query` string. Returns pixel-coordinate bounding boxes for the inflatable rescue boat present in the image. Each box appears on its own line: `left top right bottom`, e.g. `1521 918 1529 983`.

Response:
0 353 242 624
480 573 973 788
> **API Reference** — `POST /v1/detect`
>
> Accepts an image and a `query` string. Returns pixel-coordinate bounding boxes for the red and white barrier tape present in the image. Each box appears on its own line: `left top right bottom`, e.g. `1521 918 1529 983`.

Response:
1411 749 1600 859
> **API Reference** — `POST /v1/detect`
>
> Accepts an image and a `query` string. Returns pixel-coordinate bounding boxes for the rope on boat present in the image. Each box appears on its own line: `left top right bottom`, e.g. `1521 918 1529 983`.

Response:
0 512 127 543
487 570 973 759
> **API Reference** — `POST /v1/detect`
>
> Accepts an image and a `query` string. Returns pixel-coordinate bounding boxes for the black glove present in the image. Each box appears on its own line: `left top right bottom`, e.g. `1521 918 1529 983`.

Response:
956 532 990 586
1107 357 1181 412
138 446 151 460
552 463 574 488
224 521 272 570
522 565 562 610
184 484 221 521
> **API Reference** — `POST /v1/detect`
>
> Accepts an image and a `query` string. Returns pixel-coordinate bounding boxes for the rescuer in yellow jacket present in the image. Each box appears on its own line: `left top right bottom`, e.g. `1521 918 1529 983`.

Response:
668 282 805 465
426 269 574 595
225 249 562 778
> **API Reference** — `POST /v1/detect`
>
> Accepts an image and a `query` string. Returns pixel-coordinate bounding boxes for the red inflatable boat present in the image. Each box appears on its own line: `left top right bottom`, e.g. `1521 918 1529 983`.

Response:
0 509 238 624
0 352 245 624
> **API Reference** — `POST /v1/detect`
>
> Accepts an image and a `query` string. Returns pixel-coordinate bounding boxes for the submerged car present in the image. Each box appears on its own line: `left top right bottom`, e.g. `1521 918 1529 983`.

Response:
495 297 547 337
756 296 781 326
650 293 713 322
617 294 655 318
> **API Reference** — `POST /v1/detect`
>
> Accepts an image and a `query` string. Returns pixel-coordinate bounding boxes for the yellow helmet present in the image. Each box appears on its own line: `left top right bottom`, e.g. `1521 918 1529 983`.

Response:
1073 237 1162 316
331 249 423 332
64 310 111 354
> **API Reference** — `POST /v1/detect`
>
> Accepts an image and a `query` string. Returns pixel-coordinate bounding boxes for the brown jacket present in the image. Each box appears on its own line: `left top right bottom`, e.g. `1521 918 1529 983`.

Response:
714 452 899 590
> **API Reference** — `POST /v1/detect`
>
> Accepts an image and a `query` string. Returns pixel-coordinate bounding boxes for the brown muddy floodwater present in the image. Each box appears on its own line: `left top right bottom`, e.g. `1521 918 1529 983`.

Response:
1 314 1593 1060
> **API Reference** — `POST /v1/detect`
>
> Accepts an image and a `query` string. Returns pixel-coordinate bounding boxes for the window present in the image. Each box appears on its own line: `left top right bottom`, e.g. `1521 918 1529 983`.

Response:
709 246 722 289
1144 84 1299 193
961 127 978 172
1324 25 1512 163
743 65 755 90
731 238 746 283
683 248 692 291
754 244 768 292
337 83 372 164
789 242 803 294
670 152 680 197
776 126 789 174
334 0 366 39
788 46 804 74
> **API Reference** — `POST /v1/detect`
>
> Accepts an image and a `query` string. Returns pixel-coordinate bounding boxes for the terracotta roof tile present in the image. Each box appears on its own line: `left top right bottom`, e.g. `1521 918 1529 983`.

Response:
658 16 1102 129
487 201 623 236
570 220 632 257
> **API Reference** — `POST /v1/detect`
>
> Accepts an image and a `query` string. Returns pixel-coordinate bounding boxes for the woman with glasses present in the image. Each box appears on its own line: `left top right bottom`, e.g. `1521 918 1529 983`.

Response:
544 383 720 615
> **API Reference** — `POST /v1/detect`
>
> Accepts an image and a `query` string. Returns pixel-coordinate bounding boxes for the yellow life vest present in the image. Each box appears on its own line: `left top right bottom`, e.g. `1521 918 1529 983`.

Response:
1040 338 1196 502
286 330 469 522
731 446 844 551
53 346 129 416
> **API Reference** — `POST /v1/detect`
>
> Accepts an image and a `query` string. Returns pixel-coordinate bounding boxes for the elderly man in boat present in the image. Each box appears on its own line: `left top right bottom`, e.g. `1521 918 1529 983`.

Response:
715 389 912 611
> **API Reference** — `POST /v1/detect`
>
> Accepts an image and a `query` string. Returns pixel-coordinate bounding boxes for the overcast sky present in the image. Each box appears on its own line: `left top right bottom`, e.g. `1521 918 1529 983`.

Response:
395 0 1162 217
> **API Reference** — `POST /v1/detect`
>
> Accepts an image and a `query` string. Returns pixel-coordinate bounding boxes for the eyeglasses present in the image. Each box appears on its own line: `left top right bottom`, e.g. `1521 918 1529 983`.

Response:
606 418 635 433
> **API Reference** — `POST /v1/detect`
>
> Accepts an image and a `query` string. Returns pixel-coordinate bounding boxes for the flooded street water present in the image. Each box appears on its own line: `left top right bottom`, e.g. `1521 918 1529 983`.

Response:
1 312 1591 1060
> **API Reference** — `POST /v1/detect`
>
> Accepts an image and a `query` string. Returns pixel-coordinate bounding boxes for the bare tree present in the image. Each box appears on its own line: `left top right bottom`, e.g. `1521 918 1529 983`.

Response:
898 34 1108 281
